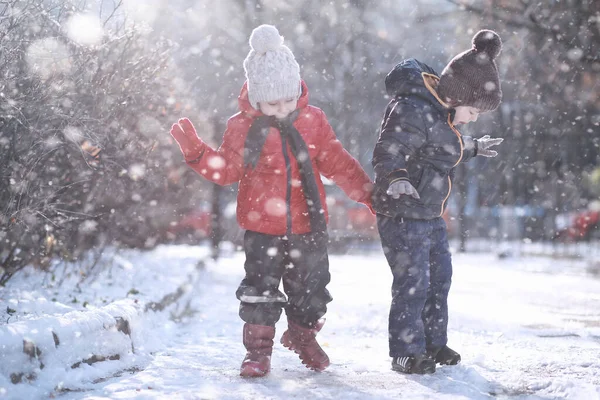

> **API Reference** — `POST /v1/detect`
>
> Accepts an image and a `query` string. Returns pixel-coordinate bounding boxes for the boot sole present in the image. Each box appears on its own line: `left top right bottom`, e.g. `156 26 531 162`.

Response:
421 364 436 374
240 366 269 377
240 362 270 377
281 336 330 372
391 365 436 374
436 357 461 366
437 360 460 366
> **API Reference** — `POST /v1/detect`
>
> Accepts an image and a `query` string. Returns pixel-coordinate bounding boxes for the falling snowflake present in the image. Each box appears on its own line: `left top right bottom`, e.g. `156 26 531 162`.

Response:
26 38 72 79
65 14 104 46
128 164 146 181
265 197 287 217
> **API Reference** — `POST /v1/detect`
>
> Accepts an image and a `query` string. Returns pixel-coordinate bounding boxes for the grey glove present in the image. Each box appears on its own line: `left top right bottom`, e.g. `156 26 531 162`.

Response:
387 180 420 199
476 135 504 157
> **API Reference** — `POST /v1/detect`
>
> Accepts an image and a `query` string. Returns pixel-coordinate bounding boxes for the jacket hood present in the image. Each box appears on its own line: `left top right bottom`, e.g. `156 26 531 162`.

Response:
385 58 448 113
238 80 310 117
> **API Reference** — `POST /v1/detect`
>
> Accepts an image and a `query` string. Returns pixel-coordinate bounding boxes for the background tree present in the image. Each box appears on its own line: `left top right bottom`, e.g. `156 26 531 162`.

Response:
445 0 600 240
0 0 208 284
3 0 596 283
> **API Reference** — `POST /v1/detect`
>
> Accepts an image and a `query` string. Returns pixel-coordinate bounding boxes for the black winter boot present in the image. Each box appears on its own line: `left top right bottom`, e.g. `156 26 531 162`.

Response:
391 354 436 374
428 345 461 365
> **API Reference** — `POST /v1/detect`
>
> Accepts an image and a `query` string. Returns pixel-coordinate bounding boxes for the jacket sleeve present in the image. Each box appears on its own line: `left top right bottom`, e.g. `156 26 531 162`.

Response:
315 110 373 204
186 115 248 186
372 102 428 188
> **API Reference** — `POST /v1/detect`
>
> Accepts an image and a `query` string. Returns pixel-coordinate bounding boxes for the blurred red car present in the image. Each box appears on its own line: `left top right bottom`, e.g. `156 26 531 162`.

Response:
325 184 378 248
167 182 379 248
167 202 212 240
553 207 600 242
566 210 600 241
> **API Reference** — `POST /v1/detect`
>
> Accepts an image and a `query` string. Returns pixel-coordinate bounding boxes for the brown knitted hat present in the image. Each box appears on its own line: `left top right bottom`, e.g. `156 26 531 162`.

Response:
437 30 503 112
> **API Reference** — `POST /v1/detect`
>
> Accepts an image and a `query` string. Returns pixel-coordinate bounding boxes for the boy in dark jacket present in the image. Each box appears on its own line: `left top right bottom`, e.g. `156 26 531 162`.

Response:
371 30 504 374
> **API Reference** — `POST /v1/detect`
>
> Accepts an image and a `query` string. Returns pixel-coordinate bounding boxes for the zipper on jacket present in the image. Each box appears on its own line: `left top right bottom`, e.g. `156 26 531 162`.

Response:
440 114 465 217
447 114 464 167
280 132 293 235
440 176 452 217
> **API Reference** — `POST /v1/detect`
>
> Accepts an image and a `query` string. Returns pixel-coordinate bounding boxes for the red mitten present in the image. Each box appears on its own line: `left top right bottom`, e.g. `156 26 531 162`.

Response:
170 118 205 162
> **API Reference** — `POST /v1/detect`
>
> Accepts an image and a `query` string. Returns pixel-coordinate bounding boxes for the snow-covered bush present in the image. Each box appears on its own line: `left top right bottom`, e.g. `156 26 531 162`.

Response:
0 0 211 284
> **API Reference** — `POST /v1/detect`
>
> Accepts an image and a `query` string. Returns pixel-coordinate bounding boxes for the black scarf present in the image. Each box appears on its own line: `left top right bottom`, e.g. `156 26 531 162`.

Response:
244 113 327 236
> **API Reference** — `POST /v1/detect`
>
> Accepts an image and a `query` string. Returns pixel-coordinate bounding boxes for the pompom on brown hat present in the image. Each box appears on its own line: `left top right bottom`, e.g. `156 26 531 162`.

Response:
437 30 503 112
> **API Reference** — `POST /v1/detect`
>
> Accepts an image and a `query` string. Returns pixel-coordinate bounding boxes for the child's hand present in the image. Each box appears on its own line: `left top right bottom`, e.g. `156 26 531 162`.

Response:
476 135 503 157
387 180 420 200
170 118 205 161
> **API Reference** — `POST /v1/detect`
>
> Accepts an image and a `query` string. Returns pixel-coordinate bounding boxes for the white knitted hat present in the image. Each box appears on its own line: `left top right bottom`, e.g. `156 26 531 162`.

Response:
243 24 301 109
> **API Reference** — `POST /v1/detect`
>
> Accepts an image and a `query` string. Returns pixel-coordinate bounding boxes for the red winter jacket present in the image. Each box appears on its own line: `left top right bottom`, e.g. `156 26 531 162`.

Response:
187 81 373 236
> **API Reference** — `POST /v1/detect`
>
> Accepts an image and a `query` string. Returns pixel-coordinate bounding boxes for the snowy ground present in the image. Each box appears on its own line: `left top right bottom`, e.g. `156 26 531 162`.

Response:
0 245 211 399
3 245 600 399
1 245 211 325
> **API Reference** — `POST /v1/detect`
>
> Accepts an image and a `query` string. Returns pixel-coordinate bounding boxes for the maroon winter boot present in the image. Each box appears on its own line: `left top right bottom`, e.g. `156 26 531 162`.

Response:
240 323 276 377
281 318 330 371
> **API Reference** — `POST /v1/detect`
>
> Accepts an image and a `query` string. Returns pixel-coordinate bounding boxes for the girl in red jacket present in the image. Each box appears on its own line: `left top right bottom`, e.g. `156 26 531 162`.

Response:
170 24 373 377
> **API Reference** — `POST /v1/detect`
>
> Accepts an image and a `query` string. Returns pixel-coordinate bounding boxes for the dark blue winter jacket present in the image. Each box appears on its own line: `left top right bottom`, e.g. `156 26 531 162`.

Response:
371 58 477 220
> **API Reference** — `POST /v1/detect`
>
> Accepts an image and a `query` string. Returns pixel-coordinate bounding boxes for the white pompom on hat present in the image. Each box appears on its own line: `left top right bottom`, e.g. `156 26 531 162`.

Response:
243 24 301 109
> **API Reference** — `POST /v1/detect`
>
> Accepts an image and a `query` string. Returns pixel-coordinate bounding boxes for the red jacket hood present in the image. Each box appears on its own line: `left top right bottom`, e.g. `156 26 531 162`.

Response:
238 80 310 117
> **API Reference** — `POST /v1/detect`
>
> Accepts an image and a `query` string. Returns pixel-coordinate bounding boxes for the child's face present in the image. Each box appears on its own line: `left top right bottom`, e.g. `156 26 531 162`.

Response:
258 97 298 120
453 106 480 125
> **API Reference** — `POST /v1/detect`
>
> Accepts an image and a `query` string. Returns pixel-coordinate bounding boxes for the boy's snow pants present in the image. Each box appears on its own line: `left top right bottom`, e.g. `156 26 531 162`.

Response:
236 230 332 328
376 215 452 357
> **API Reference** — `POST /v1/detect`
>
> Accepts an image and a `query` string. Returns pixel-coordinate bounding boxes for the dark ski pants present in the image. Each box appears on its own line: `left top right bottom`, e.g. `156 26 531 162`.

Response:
377 215 452 357
236 230 332 328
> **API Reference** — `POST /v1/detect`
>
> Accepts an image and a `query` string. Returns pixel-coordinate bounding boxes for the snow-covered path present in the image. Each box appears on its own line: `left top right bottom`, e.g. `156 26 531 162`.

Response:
61 249 600 399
